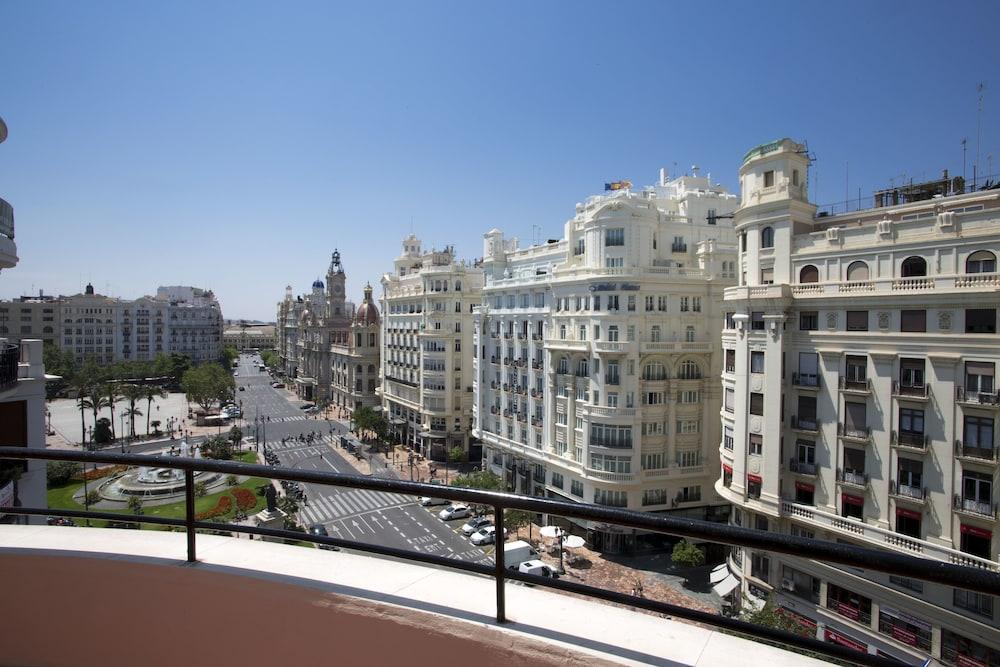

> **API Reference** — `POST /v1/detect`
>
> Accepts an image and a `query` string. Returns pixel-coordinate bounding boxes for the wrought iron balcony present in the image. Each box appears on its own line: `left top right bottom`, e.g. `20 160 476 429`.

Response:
892 380 929 400
791 373 820 389
839 377 871 393
836 468 869 488
889 480 927 502
790 415 818 433
956 387 1000 407
891 430 929 451
788 458 817 476
838 422 871 442
955 440 999 464
953 493 998 519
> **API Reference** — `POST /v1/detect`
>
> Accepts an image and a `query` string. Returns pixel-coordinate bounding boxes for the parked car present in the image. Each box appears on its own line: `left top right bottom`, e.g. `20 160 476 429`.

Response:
470 526 497 546
308 524 340 551
420 496 449 507
461 516 491 536
518 559 559 579
438 504 472 521
299 403 314 411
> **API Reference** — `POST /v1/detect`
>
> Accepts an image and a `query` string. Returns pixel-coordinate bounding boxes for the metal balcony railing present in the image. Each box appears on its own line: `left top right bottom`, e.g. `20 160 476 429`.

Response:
956 387 1000 406
955 440 999 462
1 448 997 667
891 430 929 450
0 343 18 389
892 381 929 399
839 377 871 393
889 480 927 501
788 458 817 475
790 415 818 432
792 373 820 388
838 422 871 441
837 468 869 487
953 493 998 519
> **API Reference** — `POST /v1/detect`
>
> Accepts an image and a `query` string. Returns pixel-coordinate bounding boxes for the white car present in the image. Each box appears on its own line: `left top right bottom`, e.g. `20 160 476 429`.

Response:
420 496 449 507
518 560 559 580
438 504 472 521
470 526 497 546
461 516 492 536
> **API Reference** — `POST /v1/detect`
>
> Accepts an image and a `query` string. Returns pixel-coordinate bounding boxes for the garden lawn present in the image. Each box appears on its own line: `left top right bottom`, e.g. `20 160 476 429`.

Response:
47 456 271 529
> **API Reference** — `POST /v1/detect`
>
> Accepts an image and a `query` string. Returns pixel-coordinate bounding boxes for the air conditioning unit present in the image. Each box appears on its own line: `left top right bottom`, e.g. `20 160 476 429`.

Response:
781 578 795 592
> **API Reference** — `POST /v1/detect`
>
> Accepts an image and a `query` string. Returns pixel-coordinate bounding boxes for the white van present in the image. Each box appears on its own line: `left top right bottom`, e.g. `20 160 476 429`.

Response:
503 540 538 570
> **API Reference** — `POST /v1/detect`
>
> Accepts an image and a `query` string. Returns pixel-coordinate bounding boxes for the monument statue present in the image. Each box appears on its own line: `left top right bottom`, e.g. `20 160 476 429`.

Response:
264 485 277 513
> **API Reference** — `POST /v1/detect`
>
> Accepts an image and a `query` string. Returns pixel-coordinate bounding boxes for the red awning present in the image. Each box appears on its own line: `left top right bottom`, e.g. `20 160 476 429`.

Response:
961 524 993 539
824 629 867 653
747 473 762 484
722 463 733 473
895 507 922 521
842 493 864 507
795 481 815 492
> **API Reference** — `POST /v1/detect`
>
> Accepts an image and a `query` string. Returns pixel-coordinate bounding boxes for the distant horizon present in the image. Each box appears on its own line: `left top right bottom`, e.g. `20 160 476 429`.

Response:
1 1 997 320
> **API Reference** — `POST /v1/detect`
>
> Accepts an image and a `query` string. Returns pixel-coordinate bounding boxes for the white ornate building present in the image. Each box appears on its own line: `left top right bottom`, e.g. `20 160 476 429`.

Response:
330 283 381 413
473 168 738 550
379 235 483 461
719 138 1000 664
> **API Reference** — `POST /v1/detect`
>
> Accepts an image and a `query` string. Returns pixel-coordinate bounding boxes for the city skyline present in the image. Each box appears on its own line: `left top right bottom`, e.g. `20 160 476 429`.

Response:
1 1 998 320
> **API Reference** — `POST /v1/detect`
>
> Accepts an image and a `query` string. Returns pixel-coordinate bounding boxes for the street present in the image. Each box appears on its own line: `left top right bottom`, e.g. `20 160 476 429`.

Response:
237 354 492 566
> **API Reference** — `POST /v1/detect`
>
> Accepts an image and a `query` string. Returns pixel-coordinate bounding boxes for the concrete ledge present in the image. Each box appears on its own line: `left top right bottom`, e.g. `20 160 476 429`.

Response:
0 526 823 666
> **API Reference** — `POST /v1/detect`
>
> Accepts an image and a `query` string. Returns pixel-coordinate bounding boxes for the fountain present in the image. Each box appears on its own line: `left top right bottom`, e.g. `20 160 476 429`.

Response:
99 439 226 500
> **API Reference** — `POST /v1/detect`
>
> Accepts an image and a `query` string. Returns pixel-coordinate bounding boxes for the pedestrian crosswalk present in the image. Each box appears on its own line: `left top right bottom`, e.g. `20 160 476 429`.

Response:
298 488 415 525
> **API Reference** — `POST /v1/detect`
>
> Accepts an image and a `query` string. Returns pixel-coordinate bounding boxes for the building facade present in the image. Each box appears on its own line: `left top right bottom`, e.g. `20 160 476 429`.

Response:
222 324 275 351
330 283 381 413
276 286 306 377
0 117 47 523
0 284 223 366
719 138 1000 664
293 251 352 402
379 235 483 460
473 169 738 548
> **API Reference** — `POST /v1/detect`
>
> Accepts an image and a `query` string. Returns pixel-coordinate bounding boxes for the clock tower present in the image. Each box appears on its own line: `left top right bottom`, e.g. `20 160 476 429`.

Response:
327 249 347 317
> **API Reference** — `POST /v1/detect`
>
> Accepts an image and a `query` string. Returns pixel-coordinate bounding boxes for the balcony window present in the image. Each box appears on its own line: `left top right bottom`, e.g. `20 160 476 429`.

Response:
724 388 735 413
897 457 923 491
750 351 765 373
570 480 583 497
725 349 735 372
900 310 926 332
899 358 925 391
962 471 993 515
966 308 997 334
966 250 997 274
760 268 774 284
901 256 927 277
781 565 820 603
797 352 819 386
846 260 869 281
899 408 925 444
844 447 866 479
799 265 818 283
796 439 815 466
748 434 762 455
749 393 763 416
796 395 817 429
747 475 761 499
966 361 996 396
723 425 734 450
953 589 995 620
750 552 770 583
964 415 995 454
960 524 992 559
877 606 932 650
794 481 814 505
827 584 872 625
846 311 868 331
844 401 867 436
751 312 765 330
845 355 867 384
799 311 818 331
841 493 864 519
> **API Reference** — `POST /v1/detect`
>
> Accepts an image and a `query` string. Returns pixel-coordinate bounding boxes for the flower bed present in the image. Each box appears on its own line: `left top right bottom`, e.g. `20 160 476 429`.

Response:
195 495 233 520
232 487 256 511
74 465 129 482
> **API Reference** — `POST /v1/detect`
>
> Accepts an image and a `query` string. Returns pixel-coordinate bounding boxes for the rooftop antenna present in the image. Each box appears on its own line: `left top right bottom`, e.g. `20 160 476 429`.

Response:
962 138 968 183
975 82 985 189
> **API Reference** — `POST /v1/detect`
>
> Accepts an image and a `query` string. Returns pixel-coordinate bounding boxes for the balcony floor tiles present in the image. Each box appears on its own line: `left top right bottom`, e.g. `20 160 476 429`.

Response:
0 526 823 667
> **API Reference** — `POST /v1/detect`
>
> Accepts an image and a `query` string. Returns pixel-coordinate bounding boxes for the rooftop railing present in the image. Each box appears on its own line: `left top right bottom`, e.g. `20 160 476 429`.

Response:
2 447 999 667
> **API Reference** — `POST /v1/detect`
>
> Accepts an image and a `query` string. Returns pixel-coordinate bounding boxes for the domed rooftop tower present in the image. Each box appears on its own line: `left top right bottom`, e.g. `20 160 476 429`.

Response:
354 283 380 327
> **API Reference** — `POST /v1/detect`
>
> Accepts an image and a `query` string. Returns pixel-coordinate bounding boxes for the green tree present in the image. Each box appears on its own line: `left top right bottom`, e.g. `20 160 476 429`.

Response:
451 469 504 515
505 509 533 541
222 346 239 367
127 495 144 515
671 539 705 569
42 343 75 398
93 417 113 444
278 494 299 517
352 405 377 435
46 461 81 487
201 435 233 460
181 363 233 413
229 425 243 451
144 384 168 436
194 481 208 497
85 489 101 506
448 446 465 464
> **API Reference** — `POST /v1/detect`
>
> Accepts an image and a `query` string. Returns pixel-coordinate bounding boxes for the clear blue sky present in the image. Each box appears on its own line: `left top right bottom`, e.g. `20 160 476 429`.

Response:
1 1 997 320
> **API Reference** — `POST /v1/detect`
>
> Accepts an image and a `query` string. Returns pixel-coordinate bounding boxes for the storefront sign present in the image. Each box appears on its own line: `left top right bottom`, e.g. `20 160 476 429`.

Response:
825 629 867 653
960 524 993 540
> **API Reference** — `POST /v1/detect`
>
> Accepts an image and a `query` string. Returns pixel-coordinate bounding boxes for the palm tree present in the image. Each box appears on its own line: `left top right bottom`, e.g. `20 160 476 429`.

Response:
120 384 146 438
70 375 94 446
144 385 167 436
80 388 109 448
104 382 122 442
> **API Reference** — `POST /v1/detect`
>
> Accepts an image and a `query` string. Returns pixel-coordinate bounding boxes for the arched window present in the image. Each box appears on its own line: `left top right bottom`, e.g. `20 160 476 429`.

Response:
966 250 997 274
761 227 774 249
678 360 702 380
642 362 667 381
901 256 926 277
846 261 869 281
799 265 819 283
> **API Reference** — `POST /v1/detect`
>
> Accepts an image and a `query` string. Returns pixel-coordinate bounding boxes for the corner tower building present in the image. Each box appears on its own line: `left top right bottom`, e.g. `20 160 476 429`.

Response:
719 138 1000 664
